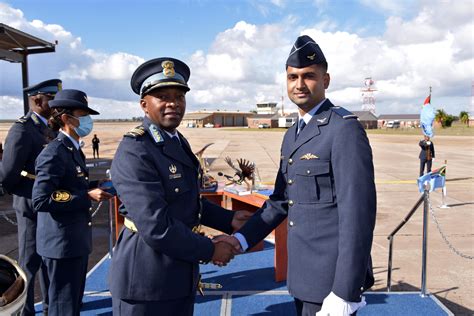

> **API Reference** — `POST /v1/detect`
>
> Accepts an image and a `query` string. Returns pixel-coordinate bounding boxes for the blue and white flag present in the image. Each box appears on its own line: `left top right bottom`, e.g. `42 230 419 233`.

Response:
417 166 446 193
420 95 435 138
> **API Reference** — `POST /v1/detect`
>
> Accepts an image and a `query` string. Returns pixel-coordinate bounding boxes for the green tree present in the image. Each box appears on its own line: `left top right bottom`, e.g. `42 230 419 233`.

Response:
435 109 447 126
459 111 469 126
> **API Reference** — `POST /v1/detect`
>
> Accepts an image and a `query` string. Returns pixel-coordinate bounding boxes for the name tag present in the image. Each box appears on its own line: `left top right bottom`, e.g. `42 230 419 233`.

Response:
169 174 182 179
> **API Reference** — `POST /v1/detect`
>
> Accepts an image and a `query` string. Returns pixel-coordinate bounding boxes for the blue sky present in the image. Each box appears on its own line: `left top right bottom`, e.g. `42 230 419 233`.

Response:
1 0 473 118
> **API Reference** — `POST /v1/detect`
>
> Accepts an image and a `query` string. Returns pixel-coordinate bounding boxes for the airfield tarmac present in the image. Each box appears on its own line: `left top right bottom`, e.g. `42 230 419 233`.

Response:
0 122 472 314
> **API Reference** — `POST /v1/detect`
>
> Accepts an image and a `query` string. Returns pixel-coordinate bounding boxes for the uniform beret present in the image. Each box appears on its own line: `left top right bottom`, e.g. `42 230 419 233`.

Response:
131 57 190 96
286 35 327 68
49 89 99 115
23 79 62 96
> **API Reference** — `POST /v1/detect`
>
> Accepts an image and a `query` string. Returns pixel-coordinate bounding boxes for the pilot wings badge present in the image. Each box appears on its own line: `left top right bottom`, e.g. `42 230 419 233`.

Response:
300 153 319 160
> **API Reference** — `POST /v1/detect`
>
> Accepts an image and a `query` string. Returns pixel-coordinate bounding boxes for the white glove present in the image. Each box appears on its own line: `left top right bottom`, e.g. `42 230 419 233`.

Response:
316 292 366 316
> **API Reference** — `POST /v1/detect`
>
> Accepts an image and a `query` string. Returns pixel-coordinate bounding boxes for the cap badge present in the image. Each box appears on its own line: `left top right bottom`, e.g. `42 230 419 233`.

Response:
58 82 62 91
307 53 316 60
169 164 177 174
162 60 176 78
51 190 72 202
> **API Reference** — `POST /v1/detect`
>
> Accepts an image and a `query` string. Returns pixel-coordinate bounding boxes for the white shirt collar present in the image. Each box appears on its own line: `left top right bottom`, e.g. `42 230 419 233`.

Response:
164 130 180 141
298 98 327 124
60 130 80 150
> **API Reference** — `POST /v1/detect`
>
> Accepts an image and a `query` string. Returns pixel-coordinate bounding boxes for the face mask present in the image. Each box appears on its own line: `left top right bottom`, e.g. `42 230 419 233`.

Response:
71 115 93 137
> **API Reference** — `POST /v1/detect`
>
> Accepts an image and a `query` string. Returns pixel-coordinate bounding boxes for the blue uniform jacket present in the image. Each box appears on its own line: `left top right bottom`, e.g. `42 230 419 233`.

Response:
32 132 93 259
419 140 435 160
109 116 235 301
2 112 56 216
238 100 376 303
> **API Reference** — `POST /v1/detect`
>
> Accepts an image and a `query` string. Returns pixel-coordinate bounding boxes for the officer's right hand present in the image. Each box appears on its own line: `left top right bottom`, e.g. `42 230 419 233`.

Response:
211 241 235 266
87 188 113 202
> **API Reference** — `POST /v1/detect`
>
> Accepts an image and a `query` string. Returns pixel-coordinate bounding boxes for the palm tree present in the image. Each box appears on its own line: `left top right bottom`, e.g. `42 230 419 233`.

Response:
435 109 447 126
459 111 469 126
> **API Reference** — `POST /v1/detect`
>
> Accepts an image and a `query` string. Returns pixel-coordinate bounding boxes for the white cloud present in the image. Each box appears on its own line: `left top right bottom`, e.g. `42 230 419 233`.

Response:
0 1 472 120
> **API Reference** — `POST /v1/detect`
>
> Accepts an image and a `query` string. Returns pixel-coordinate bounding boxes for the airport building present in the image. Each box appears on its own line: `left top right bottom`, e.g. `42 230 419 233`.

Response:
181 110 254 128
377 114 420 128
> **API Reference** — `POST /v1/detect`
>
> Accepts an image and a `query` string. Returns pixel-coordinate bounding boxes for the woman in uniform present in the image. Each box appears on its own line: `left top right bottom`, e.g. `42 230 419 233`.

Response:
32 89 113 316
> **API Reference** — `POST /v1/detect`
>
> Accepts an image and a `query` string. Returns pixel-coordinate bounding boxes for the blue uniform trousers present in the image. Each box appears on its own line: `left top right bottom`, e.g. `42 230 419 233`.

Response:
43 255 88 316
112 295 195 316
14 197 49 316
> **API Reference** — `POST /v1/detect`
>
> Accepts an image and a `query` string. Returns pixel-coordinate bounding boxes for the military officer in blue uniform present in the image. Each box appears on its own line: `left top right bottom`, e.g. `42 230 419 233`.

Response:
2 79 61 315
419 135 435 176
218 35 377 316
109 57 250 315
32 89 113 316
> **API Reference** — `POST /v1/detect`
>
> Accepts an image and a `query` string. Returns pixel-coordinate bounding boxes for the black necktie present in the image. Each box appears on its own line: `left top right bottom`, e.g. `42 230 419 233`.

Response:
172 136 181 146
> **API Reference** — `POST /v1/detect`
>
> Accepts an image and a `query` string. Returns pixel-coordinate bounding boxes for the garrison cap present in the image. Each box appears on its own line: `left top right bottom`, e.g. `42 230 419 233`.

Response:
131 57 190 96
49 89 100 115
23 79 62 96
286 35 327 68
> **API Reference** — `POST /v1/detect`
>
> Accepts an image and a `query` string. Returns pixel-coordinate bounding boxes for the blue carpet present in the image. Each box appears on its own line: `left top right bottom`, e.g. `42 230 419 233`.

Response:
35 241 452 315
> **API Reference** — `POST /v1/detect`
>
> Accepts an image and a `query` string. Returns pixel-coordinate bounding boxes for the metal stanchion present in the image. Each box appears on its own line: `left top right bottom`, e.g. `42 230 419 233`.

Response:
421 182 430 297
439 160 450 209
108 198 114 258
387 236 393 292
386 194 425 291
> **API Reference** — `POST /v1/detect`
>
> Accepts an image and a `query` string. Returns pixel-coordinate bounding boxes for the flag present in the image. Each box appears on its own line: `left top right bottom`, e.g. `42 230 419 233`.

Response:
420 94 435 137
424 95 431 105
417 165 446 193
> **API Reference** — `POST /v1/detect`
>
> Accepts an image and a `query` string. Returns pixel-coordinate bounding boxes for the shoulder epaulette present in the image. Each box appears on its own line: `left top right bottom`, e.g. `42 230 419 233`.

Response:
124 125 145 138
331 106 357 119
16 116 28 124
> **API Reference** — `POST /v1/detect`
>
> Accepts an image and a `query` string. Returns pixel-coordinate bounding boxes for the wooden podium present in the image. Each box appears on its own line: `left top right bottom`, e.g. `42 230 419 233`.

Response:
114 188 288 282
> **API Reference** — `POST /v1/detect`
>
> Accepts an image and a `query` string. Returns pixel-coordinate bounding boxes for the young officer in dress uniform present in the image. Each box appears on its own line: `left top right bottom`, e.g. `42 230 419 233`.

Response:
2 79 61 316
109 57 250 315
419 135 435 176
217 35 377 316
32 89 113 316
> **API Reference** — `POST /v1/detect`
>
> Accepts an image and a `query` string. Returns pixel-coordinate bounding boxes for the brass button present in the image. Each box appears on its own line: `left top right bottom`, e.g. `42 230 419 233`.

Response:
89 207 93 211
88 222 92 226
85 177 89 180
288 158 293 165
288 179 293 185
175 188 180 193
289 221 294 227
306 170 311 174
288 200 294 206
198 174 202 179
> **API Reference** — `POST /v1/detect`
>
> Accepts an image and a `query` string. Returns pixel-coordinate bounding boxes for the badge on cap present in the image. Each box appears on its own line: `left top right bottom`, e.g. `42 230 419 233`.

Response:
307 53 316 61
162 60 175 78
51 190 72 202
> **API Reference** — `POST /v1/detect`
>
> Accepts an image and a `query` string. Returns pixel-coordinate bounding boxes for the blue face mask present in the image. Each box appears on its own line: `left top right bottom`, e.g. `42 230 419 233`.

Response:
71 115 93 137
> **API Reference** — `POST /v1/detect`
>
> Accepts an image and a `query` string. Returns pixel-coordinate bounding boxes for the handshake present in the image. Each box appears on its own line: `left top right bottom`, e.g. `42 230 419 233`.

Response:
210 235 241 266
209 209 253 266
